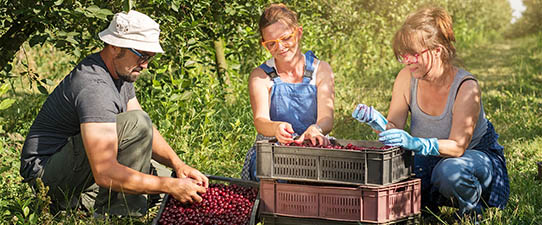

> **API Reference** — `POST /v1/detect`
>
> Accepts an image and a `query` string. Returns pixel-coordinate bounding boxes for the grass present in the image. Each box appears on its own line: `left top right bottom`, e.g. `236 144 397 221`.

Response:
1 33 542 224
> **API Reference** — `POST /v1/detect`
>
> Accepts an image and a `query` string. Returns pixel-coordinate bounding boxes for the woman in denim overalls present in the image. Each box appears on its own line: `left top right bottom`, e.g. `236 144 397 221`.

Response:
352 7 509 221
241 3 335 181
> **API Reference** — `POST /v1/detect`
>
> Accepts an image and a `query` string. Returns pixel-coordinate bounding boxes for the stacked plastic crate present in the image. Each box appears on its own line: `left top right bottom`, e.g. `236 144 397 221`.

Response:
256 139 421 225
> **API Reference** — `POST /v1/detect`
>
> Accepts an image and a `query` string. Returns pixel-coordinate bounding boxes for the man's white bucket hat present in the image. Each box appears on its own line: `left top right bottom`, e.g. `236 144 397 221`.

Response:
99 10 164 53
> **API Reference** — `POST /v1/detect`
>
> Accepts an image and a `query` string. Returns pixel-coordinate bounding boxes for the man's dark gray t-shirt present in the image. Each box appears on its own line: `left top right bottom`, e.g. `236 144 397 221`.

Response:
20 53 135 181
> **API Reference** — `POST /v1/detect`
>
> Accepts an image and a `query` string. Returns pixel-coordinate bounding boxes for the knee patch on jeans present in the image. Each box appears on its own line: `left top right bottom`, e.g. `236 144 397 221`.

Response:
431 157 484 213
117 110 153 139
116 110 153 156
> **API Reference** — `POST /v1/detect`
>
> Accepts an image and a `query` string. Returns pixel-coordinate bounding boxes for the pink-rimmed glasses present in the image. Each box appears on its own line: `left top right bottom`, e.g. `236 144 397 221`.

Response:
397 49 431 64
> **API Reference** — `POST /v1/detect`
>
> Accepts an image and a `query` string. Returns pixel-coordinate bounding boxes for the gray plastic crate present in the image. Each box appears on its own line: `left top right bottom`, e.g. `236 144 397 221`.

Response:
256 139 413 186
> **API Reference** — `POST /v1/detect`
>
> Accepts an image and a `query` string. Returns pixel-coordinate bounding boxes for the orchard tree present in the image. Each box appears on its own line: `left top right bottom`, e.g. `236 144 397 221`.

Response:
0 0 120 90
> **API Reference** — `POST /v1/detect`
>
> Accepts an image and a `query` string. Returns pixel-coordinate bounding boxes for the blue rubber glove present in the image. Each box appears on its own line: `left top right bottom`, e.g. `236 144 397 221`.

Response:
378 129 440 156
352 104 388 132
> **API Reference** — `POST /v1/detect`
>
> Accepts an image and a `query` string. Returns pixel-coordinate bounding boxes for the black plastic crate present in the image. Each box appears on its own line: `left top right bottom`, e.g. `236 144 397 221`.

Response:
152 175 260 225
257 139 413 186
260 213 420 225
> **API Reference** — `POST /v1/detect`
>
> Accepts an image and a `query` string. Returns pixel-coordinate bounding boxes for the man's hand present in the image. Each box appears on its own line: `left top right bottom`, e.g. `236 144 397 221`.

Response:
176 165 209 188
378 129 440 156
168 177 207 204
352 104 388 132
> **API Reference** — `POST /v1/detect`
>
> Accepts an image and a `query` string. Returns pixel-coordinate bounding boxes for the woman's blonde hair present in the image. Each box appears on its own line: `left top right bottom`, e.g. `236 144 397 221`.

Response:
392 6 456 65
258 3 298 40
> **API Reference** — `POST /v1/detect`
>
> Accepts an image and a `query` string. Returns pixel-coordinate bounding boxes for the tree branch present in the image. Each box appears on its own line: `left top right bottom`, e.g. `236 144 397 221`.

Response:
0 16 38 72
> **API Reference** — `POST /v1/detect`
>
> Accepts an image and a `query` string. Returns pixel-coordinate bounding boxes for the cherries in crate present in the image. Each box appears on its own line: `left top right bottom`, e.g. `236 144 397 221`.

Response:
287 140 393 151
158 183 258 225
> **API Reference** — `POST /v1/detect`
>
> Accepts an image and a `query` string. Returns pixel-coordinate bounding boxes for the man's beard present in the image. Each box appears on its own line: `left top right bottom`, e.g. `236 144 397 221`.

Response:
117 67 142 83
118 73 138 82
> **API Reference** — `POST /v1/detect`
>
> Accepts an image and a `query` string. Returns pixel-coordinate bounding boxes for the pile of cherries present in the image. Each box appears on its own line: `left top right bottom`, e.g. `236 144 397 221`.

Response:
287 142 393 151
158 183 258 225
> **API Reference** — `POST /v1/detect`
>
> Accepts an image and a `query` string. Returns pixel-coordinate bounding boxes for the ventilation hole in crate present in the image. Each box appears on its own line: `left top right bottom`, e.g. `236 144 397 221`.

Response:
321 159 365 182
391 152 409 181
321 195 360 218
278 192 318 214
389 191 412 218
274 155 318 178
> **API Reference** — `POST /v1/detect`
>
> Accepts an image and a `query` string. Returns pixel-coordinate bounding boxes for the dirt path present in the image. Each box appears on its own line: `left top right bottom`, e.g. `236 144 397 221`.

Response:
461 41 519 91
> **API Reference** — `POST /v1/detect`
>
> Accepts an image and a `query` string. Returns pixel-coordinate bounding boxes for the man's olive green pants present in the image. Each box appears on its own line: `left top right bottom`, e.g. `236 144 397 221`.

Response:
33 110 169 217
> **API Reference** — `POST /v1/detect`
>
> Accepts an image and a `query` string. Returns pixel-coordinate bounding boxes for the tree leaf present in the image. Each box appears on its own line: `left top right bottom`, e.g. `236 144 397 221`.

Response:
38 85 48 95
45 79 56 86
170 93 181 101
4 64 12 73
123 0 133 12
0 84 9 95
167 106 178 114
65 37 78 45
23 206 29 217
171 0 180 12
74 7 85 14
180 91 192 100
0 99 16 110
97 9 113 19
0 164 10 174
73 48 81 58
29 35 47 47
86 5 100 13
185 60 196 66
54 0 63 6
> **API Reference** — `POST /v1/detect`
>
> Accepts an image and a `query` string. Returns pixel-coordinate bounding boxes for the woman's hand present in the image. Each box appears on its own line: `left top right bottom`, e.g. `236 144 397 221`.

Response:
274 122 296 144
294 124 329 146
352 104 388 132
378 129 440 156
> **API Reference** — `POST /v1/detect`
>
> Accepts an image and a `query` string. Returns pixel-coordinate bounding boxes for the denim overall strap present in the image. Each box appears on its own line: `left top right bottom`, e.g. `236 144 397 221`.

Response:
259 63 279 79
259 52 318 84
302 50 317 82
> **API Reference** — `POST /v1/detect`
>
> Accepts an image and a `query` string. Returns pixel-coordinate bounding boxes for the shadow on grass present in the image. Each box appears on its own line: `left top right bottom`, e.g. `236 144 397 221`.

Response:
461 39 542 143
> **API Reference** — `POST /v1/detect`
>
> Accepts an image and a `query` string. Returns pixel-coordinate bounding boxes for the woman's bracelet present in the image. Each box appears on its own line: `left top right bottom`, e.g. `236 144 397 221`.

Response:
313 124 323 133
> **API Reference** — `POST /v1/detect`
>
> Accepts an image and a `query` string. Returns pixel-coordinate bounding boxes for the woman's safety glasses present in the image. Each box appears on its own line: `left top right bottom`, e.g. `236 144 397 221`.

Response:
397 48 430 64
261 29 298 52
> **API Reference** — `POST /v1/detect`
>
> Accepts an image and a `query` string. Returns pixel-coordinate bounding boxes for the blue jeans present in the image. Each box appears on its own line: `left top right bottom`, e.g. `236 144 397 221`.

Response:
428 150 493 215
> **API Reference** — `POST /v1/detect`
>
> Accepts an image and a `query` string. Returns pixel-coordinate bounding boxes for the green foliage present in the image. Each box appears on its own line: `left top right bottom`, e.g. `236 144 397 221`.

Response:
0 0 118 99
0 0 115 56
0 84 15 111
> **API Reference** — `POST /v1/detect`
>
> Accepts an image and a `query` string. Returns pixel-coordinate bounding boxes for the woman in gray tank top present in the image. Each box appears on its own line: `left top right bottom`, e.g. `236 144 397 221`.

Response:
352 6 509 221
